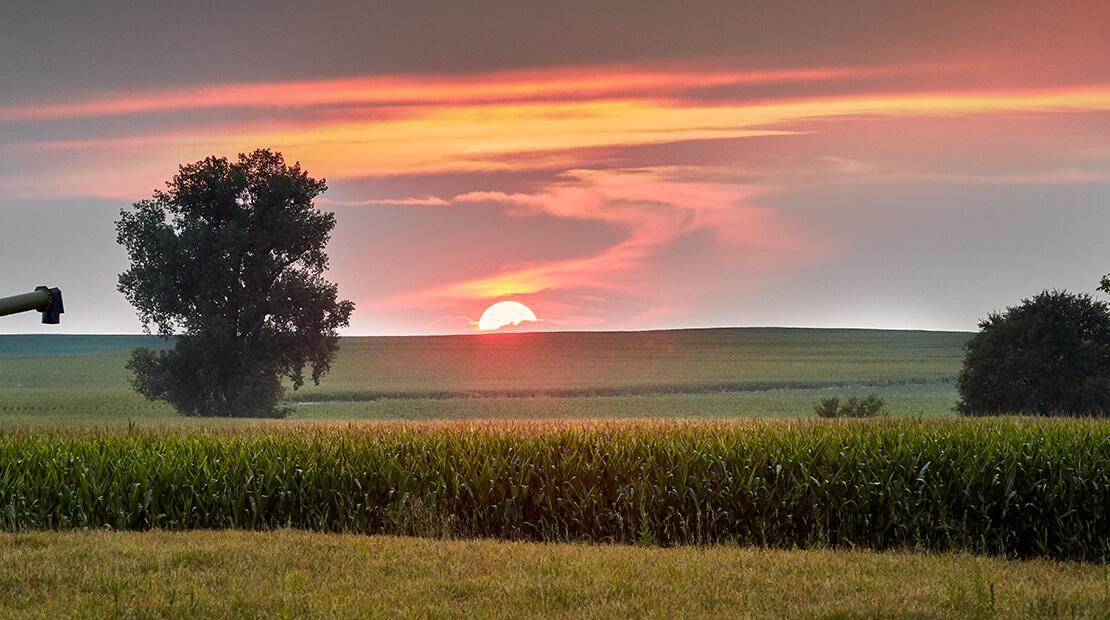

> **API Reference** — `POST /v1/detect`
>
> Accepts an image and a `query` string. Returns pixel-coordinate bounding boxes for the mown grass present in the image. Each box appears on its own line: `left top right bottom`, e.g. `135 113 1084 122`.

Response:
0 328 967 424
1 529 1108 618
2 418 1107 560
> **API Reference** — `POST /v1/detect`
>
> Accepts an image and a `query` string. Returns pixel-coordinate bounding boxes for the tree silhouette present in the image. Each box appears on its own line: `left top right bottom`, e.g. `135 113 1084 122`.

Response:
958 290 1110 416
116 150 354 417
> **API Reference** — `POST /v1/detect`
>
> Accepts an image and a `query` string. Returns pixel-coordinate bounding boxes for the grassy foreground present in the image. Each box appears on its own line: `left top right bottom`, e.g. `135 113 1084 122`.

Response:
1 530 1107 618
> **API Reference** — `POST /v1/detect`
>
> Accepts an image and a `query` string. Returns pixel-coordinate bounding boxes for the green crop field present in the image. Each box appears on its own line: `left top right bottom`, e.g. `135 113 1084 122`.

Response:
3 418 1109 561
0 328 968 426
9 327 1109 617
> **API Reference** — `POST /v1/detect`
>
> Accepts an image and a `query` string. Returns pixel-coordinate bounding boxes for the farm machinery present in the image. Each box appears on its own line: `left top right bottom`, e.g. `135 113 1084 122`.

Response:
0 287 64 324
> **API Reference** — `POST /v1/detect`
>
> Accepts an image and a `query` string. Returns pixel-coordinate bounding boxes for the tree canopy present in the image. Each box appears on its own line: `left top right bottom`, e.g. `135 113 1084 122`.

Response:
116 149 354 417
957 290 1110 416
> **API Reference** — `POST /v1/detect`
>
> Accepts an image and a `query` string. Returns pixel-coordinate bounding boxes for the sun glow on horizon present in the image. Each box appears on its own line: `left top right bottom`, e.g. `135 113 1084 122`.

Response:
477 301 539 331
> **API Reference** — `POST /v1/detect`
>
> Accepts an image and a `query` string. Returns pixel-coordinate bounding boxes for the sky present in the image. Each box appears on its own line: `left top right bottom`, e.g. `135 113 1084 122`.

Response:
2 0 1110 334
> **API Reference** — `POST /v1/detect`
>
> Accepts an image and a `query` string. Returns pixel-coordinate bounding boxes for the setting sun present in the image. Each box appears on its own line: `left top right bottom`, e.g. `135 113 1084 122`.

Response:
477 301 538 331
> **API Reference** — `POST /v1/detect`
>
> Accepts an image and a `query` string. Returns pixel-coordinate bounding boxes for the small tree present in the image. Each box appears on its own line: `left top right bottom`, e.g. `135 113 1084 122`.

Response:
957 290 1110 416
116 150 354 417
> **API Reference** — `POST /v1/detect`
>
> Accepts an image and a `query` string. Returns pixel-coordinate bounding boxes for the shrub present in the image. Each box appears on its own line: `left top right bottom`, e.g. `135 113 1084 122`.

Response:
958 290 1110 416
814 397 840 418
814 395 886 418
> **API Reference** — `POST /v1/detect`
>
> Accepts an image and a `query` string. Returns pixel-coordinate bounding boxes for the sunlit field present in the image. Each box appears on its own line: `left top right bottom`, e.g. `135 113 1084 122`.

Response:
0 328 967 426
3 530 1108 618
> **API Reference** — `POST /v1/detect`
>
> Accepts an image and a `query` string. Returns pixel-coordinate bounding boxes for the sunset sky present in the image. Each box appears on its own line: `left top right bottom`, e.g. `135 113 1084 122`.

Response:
3 1 1110 334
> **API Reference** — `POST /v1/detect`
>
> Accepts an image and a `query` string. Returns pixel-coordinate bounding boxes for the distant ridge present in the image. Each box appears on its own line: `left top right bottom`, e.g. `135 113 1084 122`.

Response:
0 334 169 357
0 327 972 358
360 326 974 340
289 377 956 403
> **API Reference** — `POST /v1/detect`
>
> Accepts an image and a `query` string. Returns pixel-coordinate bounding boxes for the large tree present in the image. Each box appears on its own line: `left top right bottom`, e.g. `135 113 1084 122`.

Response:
957 290 1110 416
117 150 354 417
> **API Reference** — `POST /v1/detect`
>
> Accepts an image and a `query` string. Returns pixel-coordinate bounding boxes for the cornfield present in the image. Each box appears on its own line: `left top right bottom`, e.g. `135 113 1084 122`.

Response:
1 418 1107 560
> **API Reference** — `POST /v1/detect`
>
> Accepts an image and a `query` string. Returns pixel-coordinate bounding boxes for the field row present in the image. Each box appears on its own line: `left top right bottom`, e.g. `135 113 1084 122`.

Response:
1 418 1107 560
0 329 968 393
0 329 968 422
0 382 958 426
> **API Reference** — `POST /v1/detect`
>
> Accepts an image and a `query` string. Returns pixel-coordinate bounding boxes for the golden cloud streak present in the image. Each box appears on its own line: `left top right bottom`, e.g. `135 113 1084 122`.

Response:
212 86 1110 179
0 64 938 121
10 84 1110 203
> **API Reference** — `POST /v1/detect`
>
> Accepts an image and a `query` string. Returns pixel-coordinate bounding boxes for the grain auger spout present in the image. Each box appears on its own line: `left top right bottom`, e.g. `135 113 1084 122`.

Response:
0 287 64 324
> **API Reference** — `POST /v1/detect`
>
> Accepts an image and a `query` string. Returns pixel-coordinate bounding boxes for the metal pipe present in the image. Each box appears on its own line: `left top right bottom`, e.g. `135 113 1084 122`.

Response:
0 287 64 323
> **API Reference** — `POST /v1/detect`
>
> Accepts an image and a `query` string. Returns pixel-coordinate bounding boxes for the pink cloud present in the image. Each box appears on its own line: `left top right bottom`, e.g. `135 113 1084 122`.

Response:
422 315 479 332
381 167 833 325
0 62 952 122
319 196 451 207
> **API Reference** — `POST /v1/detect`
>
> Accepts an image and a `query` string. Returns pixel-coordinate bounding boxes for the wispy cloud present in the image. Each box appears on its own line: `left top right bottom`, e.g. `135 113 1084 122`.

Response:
0 63 951 122
6 64 1110 200
423 314 479 332
381 167 831 320
319 196 450 207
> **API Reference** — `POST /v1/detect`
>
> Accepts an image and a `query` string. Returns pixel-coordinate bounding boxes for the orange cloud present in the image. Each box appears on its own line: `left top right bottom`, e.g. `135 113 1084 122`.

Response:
8 75 1110 201
0 63 944 122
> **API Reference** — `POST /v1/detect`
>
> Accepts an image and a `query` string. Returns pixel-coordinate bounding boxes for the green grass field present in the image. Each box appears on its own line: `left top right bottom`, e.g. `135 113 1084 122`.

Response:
0 328 968 426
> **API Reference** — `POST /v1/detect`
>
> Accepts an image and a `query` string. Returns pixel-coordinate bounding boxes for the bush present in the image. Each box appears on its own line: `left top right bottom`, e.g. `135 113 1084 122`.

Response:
958 290 1110 416
814 395 887 418
814 398 840 418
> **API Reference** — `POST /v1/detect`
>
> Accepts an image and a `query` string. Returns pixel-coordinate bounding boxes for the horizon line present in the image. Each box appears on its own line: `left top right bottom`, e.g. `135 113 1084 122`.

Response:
0 324 977 338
